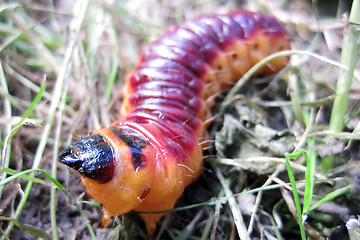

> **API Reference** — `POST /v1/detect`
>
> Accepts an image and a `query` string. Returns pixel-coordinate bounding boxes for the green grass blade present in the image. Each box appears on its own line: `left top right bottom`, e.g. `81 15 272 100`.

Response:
307 184 351 213
16 81 46 125
0 3 20 14
0 216 51 240
303 143 315 213
349 0 360 24
285 152 306 240
0 168 64 189
2 168 45 184
0 59 12 190
329 0 360 132
7 80 46 140
323 0 360 172
0 166 97 239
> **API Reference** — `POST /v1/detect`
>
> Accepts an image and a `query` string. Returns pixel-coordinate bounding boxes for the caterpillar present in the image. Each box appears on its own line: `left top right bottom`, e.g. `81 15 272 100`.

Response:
59 10 290 236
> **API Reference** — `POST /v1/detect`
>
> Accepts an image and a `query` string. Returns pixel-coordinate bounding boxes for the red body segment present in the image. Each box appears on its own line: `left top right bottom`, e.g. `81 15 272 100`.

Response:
59 10 290 236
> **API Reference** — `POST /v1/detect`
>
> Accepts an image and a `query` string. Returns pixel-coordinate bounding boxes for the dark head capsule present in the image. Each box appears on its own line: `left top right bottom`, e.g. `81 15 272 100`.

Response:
59 134 115 183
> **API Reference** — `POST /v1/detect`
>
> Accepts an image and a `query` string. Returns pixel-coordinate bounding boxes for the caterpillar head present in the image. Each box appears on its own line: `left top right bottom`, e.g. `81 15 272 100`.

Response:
59 134 115 183
59 126 156 227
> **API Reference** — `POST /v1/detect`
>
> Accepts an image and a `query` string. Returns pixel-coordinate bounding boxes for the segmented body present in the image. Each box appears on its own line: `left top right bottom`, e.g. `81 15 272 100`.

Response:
59 10 290 235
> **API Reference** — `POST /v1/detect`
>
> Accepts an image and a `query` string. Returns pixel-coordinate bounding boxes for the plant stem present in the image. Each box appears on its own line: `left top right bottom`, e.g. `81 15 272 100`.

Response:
321 0 360 171
0 62 12 199
329 0 360 131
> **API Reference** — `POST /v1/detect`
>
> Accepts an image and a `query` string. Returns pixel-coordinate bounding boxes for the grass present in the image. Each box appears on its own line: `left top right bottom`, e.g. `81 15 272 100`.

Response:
0 0 359 239
322 0 360 171
285 150 351 240
285 2 359 238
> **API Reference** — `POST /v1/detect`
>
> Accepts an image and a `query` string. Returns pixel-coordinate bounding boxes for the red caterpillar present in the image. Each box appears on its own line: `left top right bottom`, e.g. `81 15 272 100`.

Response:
59 10 290 235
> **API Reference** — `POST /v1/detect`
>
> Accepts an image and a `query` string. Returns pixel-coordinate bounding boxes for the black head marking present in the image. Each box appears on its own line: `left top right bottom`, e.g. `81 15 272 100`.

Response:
110 127 148 171
59 134 115 183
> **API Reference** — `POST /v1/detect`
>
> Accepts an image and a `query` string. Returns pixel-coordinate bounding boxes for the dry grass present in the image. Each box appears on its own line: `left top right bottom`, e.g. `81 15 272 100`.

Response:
0 0 359 239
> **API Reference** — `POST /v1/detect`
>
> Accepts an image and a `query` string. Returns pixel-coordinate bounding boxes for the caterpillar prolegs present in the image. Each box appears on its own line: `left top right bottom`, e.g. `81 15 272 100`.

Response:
59 10 290 235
